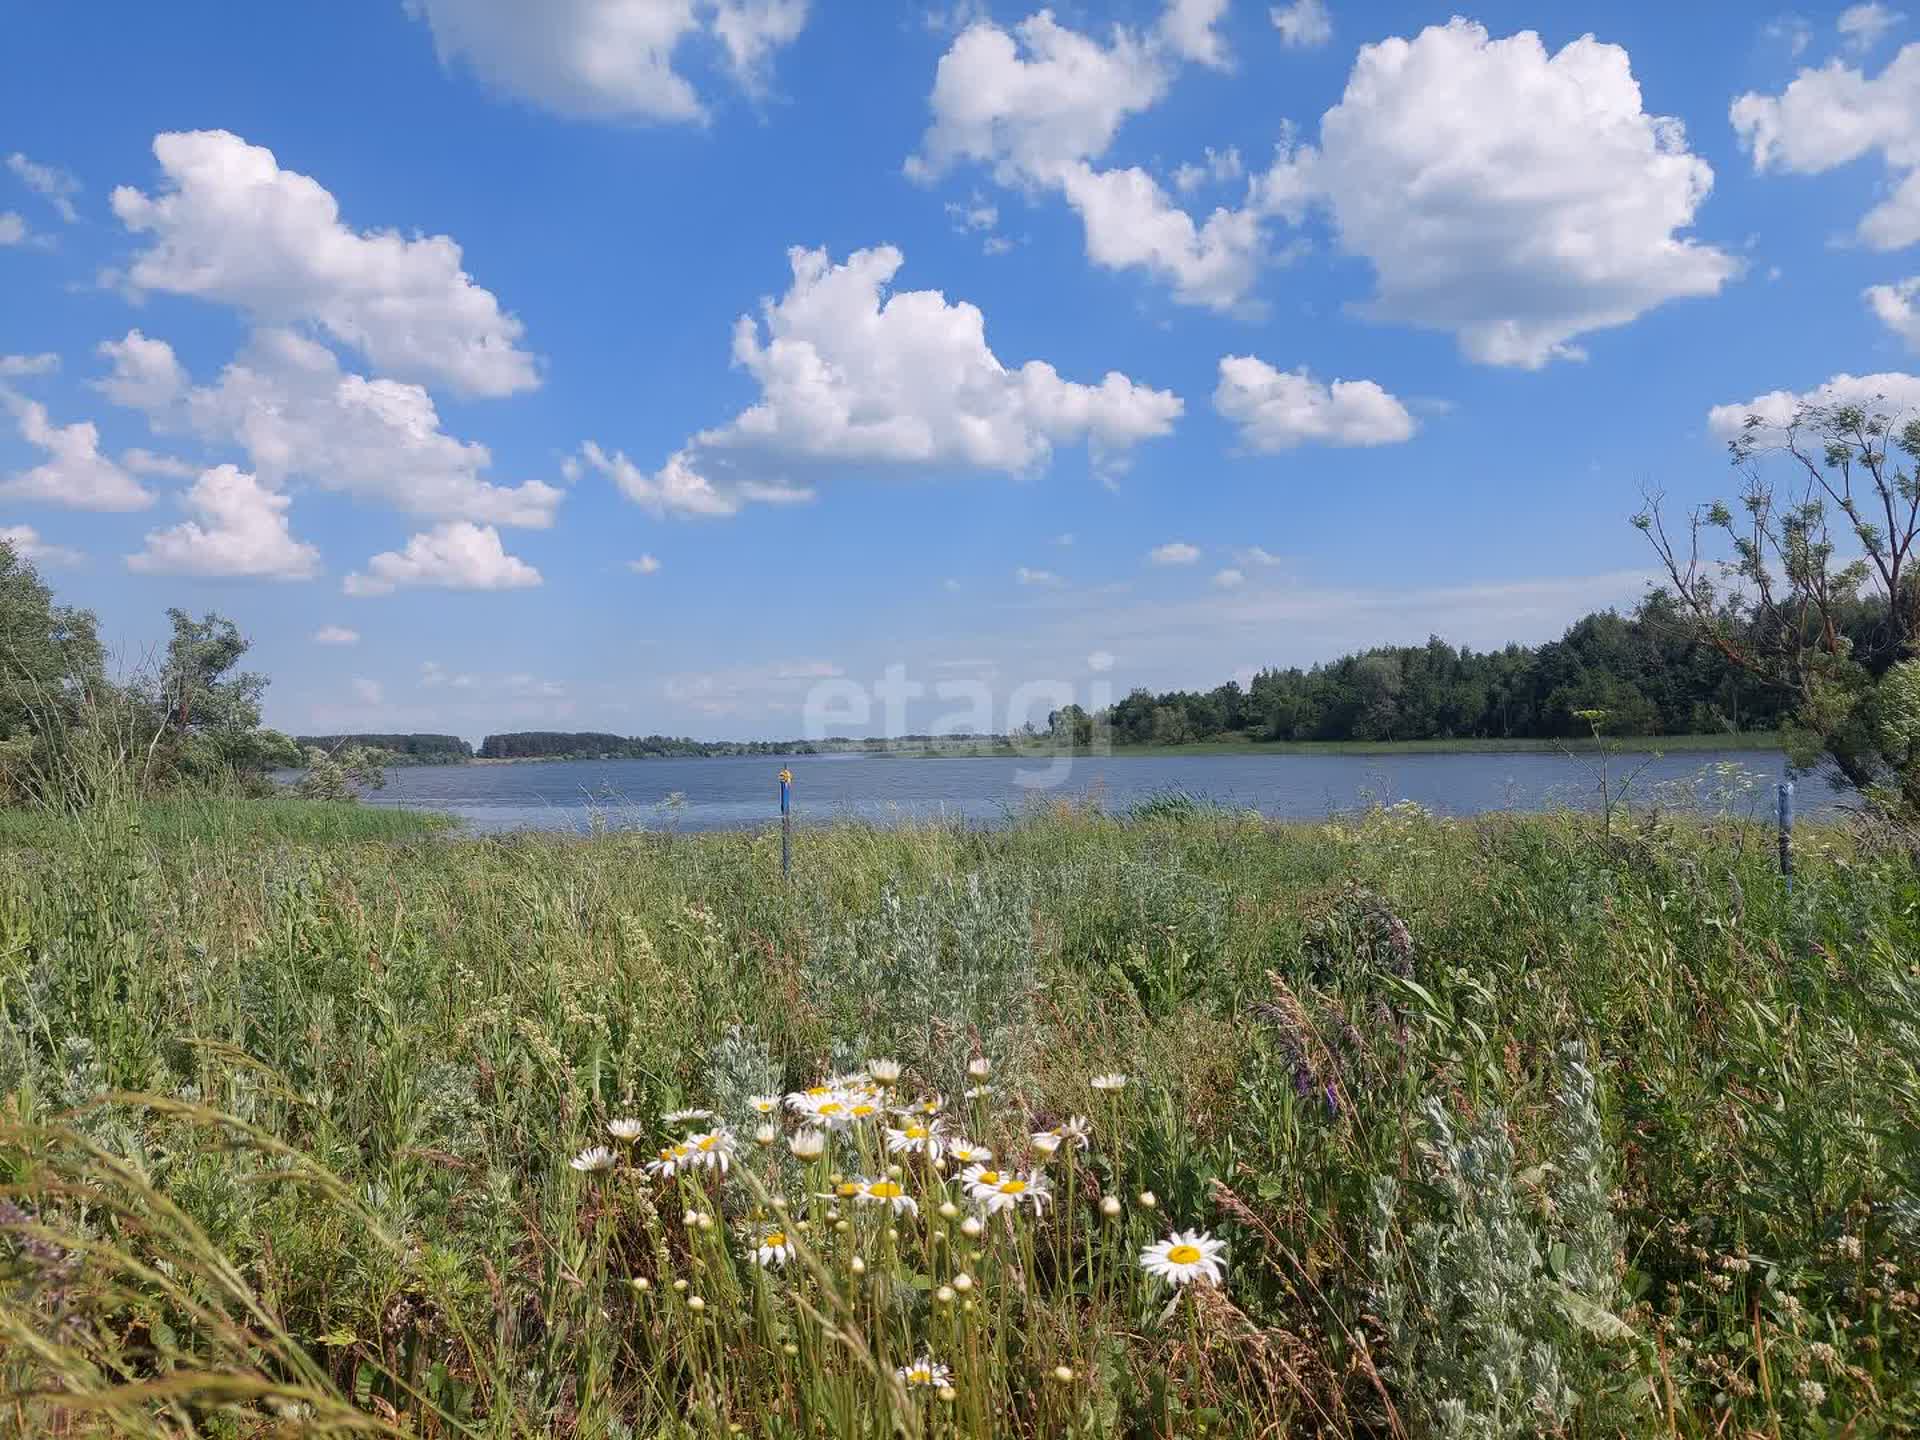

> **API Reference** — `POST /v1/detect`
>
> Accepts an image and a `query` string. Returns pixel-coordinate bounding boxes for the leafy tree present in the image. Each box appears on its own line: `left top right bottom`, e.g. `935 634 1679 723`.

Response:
294 744 387 802
1636 397 1920 816
133 609 297 784
0 539 107 803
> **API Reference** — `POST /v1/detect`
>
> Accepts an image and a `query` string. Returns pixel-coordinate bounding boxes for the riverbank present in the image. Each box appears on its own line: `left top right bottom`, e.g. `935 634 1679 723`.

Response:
0 794 457 849
2 806 1912 1435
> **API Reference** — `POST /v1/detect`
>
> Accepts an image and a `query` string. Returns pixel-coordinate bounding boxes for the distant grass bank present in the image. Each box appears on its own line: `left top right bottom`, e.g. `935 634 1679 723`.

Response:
0 794 457 849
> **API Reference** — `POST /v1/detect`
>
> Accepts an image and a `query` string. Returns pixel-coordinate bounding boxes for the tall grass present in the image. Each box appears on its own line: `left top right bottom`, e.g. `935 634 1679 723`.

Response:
1 803 1916 1436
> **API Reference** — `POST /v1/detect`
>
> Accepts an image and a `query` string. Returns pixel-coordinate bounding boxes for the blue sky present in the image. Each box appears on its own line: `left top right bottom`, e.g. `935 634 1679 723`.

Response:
5 1 1920 740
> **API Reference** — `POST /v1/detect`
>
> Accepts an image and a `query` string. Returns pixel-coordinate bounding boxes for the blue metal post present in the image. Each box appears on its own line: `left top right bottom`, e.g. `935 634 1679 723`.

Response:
779 766 792 880
1777 780 1794 894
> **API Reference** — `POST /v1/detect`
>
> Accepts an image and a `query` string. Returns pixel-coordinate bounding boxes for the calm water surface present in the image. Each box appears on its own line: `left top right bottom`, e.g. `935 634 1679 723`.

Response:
360 749 1839 834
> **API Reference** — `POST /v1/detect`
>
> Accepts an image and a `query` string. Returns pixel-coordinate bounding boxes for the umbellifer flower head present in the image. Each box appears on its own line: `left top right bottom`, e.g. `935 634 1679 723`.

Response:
1139 1229 1227 1286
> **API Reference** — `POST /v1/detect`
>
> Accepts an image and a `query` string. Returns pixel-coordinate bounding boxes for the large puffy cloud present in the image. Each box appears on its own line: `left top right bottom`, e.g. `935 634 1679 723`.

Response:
1213 355 1416 450
98 328 561 528
112 131 538 397
1733 44 1920 249
1866 275 1920 346
127 464 321 579
1707 372 1920 439
344 521 541 596
1296 20 1736 367
908 7 1269 311
0 391 152 511
406 0 809 123
614 245 1181 512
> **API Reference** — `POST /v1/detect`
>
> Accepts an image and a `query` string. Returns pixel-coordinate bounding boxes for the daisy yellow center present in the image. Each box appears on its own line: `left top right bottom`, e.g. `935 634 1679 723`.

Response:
997 1179 1027 1195
817 1102 845 1116
763 1232 786 1248
907 1366 932 1383
836 1182 861 1196
807 1086 831 1097
868 1181 904 1199
905 1124 928 1139
1166 1244 1203 1265
697 1136 719 1151
849 1103 878 1117
976 1170 1001 1185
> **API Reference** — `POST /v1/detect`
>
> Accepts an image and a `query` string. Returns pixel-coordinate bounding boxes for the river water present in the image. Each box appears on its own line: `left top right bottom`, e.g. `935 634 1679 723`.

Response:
355 748 1840 834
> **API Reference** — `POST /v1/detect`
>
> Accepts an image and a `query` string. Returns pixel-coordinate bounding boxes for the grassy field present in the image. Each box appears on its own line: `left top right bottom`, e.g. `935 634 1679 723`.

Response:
1 800 1915 1437
0 794 456 850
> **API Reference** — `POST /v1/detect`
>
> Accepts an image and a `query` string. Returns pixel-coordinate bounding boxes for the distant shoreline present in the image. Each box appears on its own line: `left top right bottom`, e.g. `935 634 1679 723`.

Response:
404 732 1786 765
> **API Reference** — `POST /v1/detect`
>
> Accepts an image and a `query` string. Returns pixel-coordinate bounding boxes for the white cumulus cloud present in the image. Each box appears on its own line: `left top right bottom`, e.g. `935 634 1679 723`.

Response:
1866 275 1920 346
406 0 810 124
344 521 541 596
910 7 1269 313
629 553 662 574
1707 372 1920 439
0 391 152 510
314 625 361 646
1271 0 1332 49
619 245 1180 513
0 353 58 377
112 130 538 396
1213 355 1416 450
1213 566 1246 589
98 328 561 528
0 525 82 567
128 464 321 579
1296 19 1736 367
1149 541 1201 566
1733 43 1920 250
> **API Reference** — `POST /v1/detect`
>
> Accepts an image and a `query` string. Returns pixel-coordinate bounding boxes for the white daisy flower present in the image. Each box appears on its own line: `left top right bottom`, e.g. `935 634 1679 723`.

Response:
606 1117 647 1142
896 1355 952 1389
802 1093 855 1129
646 1142 691 1179
1089 1073 1128 1091
867 1057 903 1085
1139 1229 1227 1287
885 1120 945 1161
786 1084 834 1115
844 1097 885 1124
1030 1131 1063 1157
970 1168 1051 1215
570 1146 618 1172
945 1139 992 1166
858 1177 919 1216
1056 1116 1093 1150
897 1093 943 1118
662 1108 715 1126
747 1093 782 1115
963 1084 994 1100
685 1129 735 1173
788 1128 827 1161
966 1057 992 1079
754 1123 778 1146
752 1228 796 1267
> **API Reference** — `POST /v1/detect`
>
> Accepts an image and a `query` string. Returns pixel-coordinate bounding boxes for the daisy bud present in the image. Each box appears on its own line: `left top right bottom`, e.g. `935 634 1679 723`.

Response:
886 1163 904 1179
850 1255 867 1276
782 1342 799 1356
771 1196 788 1212
932 1231 947 1246
962 1299 975 1313
826 1207 841 1222
967 1057 991 1079
835 1219 850 1234
938 1201 960 1220
960 1216 983 1238
672 1278 688 1292
682 1209 699 1226
951 1271 973 1292
1052 1365 1075 1384
687 1295 706 1313
632 1277 651 1292
938 1385 958 1403
1101 1196 1122 1217
887 1226 900 1240
1138 1190 1158 1210
755 1124 777 1147
697 1214 715 1232
935 1285 955 1304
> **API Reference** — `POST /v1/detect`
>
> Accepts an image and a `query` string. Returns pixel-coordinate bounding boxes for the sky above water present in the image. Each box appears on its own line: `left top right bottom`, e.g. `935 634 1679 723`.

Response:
4 1 1918 739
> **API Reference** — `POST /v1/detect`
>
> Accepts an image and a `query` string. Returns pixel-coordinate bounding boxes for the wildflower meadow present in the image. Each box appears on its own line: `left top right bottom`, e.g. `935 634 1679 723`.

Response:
2 799 1918 1436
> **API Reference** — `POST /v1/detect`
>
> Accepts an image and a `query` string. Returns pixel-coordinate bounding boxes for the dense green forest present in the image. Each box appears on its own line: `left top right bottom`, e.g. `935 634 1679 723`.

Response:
294 733 474 763
1062 594 1802 748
